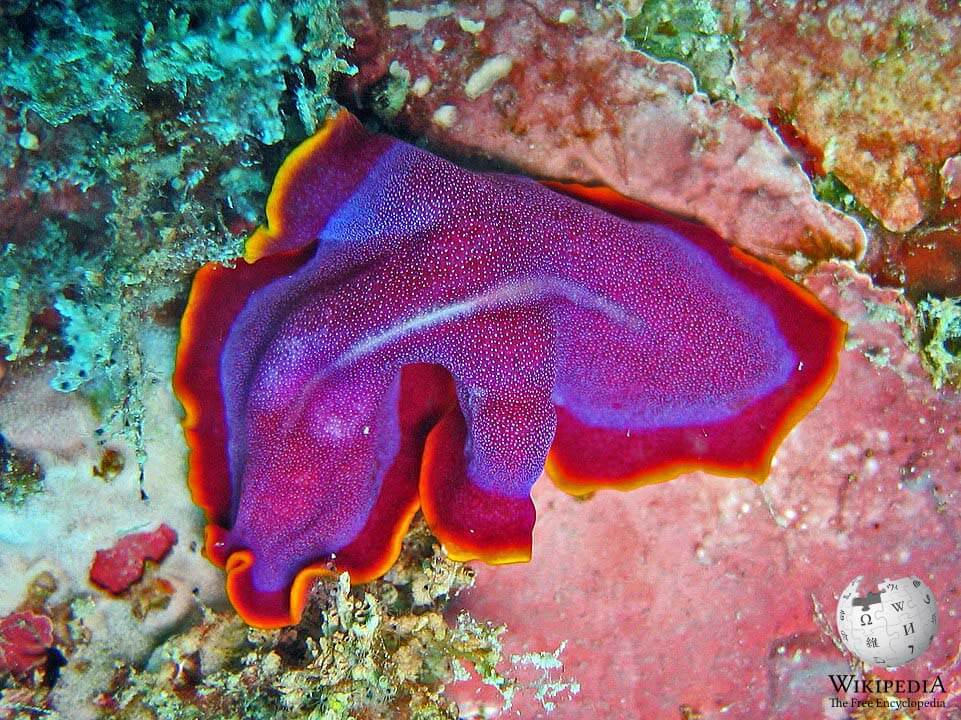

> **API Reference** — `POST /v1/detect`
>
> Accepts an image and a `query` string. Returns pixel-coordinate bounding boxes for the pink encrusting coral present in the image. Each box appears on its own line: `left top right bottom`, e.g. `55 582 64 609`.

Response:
89 524 178 594
730 2 961 305
730 1 961 234
0 611 54 677
340 0 961 304
339 0 865 273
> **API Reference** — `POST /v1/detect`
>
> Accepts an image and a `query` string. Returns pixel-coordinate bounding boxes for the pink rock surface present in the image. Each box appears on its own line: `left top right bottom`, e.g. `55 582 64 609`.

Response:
340 0 865 272
449 263 961 719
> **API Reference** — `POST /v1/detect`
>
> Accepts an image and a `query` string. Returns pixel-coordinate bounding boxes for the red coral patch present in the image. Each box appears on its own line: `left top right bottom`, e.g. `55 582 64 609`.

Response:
89 524 178 594
0 611 54 676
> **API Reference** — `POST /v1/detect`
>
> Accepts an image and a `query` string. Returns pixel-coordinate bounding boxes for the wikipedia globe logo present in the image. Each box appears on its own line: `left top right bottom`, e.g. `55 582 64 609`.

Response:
836 575 938 668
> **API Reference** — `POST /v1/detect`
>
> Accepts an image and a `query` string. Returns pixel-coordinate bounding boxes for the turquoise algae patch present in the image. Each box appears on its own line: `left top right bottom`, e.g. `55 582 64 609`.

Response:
0 0 354 457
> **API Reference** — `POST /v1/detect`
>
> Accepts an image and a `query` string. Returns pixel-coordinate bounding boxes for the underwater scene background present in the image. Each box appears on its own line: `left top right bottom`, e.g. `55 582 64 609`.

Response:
0 1 960 718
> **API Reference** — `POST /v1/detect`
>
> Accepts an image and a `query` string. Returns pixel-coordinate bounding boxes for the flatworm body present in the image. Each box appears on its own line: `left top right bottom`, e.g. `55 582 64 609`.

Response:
174 110 844 627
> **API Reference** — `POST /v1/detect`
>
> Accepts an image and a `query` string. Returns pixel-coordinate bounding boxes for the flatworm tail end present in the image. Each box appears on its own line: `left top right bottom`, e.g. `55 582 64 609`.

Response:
204 528 320 628
245 108 394 263
203 364 457 629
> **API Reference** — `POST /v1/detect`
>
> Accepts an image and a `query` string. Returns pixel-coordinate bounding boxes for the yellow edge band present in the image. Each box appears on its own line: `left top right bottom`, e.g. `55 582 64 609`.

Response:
245 108 351 263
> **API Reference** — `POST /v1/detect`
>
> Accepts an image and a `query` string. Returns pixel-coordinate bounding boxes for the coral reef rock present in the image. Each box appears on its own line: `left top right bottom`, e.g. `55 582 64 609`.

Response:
731 1 961 234
339 0 866 273
0 329 225 719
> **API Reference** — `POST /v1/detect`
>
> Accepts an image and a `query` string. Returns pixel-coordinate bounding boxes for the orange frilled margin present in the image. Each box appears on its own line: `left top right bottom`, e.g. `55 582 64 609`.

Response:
419 410 537 565
174 250 317 628
201 362 448 627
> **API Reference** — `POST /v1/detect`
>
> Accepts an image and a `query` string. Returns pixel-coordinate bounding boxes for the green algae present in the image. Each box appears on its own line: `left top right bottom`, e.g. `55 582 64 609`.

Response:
861 297 917 350
859 294 961 391
2 2 135 126
370 61 412 121
917 296 961 389
511 642 581 712
812 172 876 221
621 0 741 102
107 521 576 719
141 0 353 145
0 444 44 507
0 0 354 458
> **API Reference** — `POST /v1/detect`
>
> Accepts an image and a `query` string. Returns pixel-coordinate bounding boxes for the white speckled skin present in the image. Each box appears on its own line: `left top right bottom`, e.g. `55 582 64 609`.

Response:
218 134 804 594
